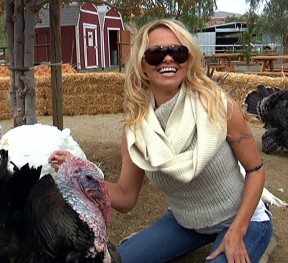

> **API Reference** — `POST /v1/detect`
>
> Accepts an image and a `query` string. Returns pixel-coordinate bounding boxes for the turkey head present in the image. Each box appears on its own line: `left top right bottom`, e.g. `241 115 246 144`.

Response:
24 156 115 263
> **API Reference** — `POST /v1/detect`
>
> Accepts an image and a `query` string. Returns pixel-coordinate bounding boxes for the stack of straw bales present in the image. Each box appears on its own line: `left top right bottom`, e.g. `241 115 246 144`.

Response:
41 72 125 116
1 71 288 121
212 72 288 125
0 64 76 77
0 76 11 120
0 72 125 120
213 72 288 106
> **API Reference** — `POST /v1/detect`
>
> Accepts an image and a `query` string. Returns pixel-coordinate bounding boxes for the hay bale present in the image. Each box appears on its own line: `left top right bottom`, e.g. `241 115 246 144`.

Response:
212 72 288 107
0 72 125 120
0 77 10 90
62 72 125 95
42 72 125 116
0 64 76 78
2 71 286 121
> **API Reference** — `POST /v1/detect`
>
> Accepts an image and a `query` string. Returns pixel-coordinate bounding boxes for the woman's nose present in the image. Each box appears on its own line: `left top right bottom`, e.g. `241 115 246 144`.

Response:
163 53 173 63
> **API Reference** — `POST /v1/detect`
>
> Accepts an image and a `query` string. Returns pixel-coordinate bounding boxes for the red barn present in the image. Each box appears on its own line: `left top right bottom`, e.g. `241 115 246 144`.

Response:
35 3 126 70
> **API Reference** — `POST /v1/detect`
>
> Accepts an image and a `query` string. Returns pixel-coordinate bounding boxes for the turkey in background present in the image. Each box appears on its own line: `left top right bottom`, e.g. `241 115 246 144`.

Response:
244 85 288 154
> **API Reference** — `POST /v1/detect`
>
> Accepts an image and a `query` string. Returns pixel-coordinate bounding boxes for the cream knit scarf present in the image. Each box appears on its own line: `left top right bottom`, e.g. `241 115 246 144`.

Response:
126 87 227 183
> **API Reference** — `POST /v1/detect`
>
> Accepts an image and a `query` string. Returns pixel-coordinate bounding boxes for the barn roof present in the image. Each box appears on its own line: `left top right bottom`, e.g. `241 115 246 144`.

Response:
97 5 109 29
35 4 80 28
199 22 248 36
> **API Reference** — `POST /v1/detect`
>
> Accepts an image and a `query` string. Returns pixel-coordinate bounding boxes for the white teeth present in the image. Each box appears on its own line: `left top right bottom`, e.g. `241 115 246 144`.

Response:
159 67 177 73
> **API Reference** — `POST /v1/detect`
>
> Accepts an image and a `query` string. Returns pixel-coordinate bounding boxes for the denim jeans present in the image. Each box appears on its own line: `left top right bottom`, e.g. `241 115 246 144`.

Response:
117 210 273 263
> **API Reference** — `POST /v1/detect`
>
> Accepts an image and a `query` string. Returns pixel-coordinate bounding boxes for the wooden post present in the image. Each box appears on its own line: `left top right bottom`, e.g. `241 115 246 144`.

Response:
23 0 37 125
49 0 63 130
14 0 25 126
5 0 16 122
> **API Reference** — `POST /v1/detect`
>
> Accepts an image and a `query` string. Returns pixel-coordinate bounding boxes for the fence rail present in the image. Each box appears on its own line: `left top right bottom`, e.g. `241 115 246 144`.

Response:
200 44 282 55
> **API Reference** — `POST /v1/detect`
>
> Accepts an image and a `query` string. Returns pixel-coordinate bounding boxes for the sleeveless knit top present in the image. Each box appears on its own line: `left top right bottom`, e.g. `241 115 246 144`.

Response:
126 88 267 230
147 95 244 229
147 141 244 229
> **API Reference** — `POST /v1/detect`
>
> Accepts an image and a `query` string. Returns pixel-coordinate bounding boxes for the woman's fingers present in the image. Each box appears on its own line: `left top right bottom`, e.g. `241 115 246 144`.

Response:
48 150 74 168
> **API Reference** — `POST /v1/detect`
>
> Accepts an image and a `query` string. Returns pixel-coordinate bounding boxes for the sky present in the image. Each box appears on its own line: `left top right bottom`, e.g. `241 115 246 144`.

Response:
216 0 250 14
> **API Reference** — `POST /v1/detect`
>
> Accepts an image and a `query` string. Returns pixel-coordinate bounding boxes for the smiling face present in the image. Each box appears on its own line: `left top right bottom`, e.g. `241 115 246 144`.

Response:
143 27 188 107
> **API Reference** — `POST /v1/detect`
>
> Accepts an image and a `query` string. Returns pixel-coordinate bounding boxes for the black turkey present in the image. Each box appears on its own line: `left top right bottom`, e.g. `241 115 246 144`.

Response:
244 85 288 153
0 149 121 263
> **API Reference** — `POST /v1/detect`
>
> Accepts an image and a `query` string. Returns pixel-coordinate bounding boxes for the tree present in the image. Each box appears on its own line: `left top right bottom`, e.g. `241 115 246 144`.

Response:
240 10 259 62
111 0 217 32
0 15 6 47
5 0 40 126
247 0 288 53
224 11 263 62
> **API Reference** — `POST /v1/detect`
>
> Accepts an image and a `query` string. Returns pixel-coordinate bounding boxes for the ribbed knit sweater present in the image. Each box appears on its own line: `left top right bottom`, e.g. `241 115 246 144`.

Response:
126 87 244 229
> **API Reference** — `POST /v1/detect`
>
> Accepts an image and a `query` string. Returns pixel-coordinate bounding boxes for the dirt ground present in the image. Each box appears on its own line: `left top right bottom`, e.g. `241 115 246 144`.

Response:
1 114 287 262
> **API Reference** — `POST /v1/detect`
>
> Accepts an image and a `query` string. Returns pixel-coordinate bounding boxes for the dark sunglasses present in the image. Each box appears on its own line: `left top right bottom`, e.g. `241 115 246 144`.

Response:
144 45 189 66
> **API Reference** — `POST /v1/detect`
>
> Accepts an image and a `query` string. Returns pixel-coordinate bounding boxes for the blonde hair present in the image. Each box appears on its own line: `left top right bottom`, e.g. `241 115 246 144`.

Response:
124 19 227 128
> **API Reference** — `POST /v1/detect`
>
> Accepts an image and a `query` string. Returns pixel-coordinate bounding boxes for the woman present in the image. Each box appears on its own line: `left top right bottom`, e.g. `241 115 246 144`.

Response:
49 19 273 263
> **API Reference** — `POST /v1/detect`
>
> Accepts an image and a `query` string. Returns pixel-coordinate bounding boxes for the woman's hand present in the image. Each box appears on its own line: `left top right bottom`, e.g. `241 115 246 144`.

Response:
48 150 74 170
206 226 251 263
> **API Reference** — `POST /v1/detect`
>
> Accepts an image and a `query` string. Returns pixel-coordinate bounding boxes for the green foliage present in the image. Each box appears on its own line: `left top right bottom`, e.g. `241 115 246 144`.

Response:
221 11 263 61
247 0 288 52
0 1 218 34
0 14 6 47
110 0 216 32
224 15 247 23
239 11 260 61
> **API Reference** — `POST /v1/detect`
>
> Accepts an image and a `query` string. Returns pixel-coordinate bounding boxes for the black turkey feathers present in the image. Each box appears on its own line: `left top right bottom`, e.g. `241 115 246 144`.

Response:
0 149 121 263
244 85 281 116
244 85 288 153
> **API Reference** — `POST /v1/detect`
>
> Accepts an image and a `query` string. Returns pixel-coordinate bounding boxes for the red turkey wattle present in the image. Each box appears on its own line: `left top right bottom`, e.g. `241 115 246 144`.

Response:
56 157 112 262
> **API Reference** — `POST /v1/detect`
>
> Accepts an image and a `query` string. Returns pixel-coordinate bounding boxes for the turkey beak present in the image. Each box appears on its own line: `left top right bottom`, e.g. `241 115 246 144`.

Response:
87 189 104 203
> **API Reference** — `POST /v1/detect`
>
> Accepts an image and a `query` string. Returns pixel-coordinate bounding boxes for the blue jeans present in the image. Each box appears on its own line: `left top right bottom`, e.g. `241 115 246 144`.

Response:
118 210 273 263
